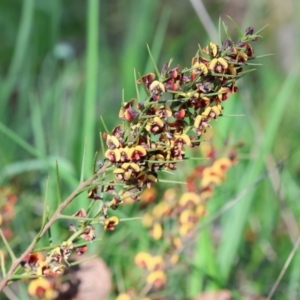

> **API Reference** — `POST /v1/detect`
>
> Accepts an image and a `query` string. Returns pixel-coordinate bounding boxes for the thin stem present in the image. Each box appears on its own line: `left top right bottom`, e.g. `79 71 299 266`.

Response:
267 234 300 300
0 164 107 291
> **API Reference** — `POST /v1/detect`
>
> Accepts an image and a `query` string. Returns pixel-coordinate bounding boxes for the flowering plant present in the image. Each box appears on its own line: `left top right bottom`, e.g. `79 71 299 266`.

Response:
0 24 263 298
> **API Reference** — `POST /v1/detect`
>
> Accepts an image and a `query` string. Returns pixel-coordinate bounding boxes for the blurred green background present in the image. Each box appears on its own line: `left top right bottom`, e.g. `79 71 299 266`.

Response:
1 0 300 299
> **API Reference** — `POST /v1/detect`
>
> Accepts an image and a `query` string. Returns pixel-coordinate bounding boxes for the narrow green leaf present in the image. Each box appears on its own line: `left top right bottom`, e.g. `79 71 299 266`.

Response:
222 21 231 40
68 255 98 267
187 227 219 297
159 179 187 184
100 116 109 134
226 15 243 38
0 228 16 261
99 131 105 159
120 1 157 98
217 68 299 281
134 69 140 102
0 0 34 110
80 139 88 182
255 53 274 59
41 176 50 229
83 0 99 178
144 7 171 75
29 94 46 155
46 208 53 247
93 151 98 173
218 16 222 45
267 234 300 300
147 44 161 79
288 249 300 299
0 249 7 276
0 122 77 186
254 24 269 35
55 162 62 204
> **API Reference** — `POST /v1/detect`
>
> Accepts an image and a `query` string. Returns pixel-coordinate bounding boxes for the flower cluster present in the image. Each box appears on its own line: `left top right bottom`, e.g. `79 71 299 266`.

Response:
10 25 261 298
115 144 238 299
21 242 73 278
21 241 80 298
142 143 237 246
22 253 57 299
134 252 167 289
103 27 258 201
186 144 238 194
115 252 167 300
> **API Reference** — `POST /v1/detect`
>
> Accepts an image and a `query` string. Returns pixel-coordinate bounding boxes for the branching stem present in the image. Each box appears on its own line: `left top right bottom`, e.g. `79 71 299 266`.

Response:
0 164 108 291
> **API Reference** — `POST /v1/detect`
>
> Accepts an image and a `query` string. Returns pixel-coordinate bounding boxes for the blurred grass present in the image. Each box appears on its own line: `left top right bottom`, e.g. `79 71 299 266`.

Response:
218 68 299 281
82 0 99 181
1 0 300 299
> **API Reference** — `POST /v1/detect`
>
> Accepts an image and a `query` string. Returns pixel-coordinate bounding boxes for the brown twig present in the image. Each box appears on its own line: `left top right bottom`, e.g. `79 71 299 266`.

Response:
0 164 108 291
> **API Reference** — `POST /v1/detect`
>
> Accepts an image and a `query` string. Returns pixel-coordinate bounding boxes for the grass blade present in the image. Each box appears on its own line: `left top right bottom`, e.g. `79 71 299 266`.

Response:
0 228 16 261
0 122 77 186
217 68 299 281
29 94 46 155
226 15 243 38
0 0 34 110
147 45 160 79
80 139 88 183
0 250 6 277
83 0 99 178
55 162 62 205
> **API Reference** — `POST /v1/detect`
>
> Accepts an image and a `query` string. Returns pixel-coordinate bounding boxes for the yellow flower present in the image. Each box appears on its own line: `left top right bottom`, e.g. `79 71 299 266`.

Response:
151 222 163 240
142 212 154 228
28 278 54 299
103 216 119 231
179 192 201 208
134 252 152 269
106 134 120 149
115 293 132 300
146 270 167 288
170 254 179 265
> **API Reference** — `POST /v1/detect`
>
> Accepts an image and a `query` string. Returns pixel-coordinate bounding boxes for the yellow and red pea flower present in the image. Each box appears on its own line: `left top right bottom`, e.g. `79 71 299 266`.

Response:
178 192 201 208
28 277 55 300
134 251 153 269
145 116 165 134
208 57 228 74
150 222 163 240
135 252 164 271
140 186 157 204
146 270 167 289
103 216 119 231
106 134 120 149
149 80 165 101
137 72 156 89
119 99 139 122
128 145 147 161
81 225 96 240
105 148 121 163
75 245 88 255
21 252 45 269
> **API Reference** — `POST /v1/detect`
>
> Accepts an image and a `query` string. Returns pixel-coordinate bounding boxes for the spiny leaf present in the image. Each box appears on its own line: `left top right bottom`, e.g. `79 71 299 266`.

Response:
134 69 140 102
55 162 62 205
80 139 88 182
100 116 109 134
226 15 243 38
147 44 160 80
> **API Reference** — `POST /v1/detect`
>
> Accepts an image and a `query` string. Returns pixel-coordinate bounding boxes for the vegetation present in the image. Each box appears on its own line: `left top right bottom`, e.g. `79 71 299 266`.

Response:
0 1 300 299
